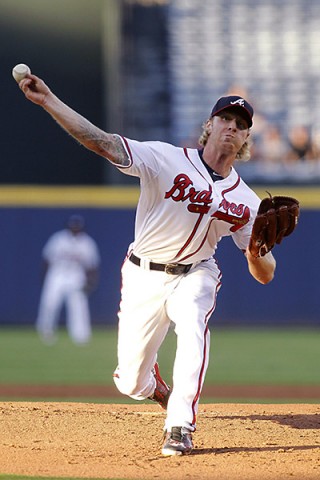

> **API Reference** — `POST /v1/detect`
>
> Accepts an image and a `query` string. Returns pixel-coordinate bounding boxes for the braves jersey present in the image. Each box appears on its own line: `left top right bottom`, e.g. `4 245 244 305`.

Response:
117 137 261 264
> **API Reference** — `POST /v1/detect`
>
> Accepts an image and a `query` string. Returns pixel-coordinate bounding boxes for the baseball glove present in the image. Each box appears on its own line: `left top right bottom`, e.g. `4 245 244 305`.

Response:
248 193 300 258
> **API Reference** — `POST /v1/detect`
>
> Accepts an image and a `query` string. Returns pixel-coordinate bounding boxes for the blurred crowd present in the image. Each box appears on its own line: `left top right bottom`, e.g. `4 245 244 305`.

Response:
249 113 320 165
242 104 320 182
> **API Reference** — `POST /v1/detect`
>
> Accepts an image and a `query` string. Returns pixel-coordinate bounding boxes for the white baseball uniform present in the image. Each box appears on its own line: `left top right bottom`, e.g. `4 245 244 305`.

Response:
36 228 100 344
113 137 260 432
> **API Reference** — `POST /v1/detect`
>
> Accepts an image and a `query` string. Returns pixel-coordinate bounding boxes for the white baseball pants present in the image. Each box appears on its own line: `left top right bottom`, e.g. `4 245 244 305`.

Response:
113 256 221 431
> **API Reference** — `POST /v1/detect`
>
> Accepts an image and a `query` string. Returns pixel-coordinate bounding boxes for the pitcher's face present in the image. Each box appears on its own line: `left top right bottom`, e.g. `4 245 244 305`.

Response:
208 110 250 155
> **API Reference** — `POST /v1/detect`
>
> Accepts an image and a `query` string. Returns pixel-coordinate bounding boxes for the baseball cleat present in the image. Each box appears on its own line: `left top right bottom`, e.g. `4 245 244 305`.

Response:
161 426 194 456
148 362 171 409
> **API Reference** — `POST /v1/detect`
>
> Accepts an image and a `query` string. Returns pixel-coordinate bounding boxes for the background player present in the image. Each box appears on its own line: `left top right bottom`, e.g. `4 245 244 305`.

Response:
18 72 276 456
36 214 100 345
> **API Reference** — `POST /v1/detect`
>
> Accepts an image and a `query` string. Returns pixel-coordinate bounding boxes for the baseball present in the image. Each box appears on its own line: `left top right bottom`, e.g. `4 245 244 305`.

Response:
12 63 31 83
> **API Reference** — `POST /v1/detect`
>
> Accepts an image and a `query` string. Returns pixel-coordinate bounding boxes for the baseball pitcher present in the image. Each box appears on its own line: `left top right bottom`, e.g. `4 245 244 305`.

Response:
17 73 299 456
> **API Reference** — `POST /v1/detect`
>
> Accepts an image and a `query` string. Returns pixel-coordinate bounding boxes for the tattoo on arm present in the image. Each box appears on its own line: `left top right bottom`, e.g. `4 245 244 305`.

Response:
69 117 130 166
44 94 130 166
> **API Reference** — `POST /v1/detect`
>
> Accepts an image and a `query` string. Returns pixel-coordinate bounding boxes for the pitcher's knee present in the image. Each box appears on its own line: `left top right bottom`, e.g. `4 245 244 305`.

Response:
113 371 140 397
115 378 140 396
113 368 152 399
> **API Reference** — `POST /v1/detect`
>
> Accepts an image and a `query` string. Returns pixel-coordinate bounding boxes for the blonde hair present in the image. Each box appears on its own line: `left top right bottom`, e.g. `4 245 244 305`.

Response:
198 119 252 162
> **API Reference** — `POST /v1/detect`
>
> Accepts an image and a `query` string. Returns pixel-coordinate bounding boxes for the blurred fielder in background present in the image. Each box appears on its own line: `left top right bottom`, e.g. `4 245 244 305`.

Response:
36 214 100 345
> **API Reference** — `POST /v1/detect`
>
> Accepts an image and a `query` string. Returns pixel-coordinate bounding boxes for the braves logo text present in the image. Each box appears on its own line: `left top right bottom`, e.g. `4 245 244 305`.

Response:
212 194 250 232
165 173 213 214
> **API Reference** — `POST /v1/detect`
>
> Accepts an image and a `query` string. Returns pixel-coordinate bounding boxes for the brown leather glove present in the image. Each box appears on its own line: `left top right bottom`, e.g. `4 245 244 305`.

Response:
248 194 300 258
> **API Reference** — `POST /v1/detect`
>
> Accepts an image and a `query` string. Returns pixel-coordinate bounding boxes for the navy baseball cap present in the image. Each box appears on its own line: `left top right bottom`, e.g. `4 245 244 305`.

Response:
210 96 254 128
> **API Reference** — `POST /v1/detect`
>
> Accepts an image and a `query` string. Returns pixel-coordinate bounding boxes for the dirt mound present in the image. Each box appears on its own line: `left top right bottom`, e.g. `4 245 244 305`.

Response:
0 402 319 479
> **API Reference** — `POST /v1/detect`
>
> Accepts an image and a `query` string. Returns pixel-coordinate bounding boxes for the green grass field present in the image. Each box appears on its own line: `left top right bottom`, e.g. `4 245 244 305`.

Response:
0 325 319 390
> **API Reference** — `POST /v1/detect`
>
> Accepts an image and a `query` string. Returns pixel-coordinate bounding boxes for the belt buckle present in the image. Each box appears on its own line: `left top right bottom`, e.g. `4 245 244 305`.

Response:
165 263 180 275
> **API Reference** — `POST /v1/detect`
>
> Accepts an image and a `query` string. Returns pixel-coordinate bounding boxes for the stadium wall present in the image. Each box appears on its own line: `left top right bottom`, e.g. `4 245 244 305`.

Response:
0 186 318 327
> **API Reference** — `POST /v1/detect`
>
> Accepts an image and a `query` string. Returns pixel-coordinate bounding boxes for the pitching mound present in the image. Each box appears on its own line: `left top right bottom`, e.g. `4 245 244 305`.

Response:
0 402 319 479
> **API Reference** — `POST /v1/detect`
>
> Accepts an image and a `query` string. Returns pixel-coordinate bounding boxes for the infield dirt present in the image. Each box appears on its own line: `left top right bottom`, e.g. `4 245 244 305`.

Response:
0 402 319 480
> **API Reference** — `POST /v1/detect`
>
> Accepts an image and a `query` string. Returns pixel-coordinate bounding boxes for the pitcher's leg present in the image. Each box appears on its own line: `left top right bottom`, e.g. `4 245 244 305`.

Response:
165 261 221 431
114 304 171 399
165 318 211 431
113 261 173 400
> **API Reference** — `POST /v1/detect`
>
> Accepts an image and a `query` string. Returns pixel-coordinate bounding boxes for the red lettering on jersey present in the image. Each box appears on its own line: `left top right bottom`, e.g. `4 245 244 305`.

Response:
165 174 213 210
212 207 250 232
212 187 250 232
188 204 210 214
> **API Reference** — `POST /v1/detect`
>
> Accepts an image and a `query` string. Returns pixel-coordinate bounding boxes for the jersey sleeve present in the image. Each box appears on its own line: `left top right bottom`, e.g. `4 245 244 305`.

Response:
232 216 255 251
231 189 260 252
114 136 164 181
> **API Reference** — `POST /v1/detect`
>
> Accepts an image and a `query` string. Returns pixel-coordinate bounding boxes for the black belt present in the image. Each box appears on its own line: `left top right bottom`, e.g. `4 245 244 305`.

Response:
129 253 192 275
